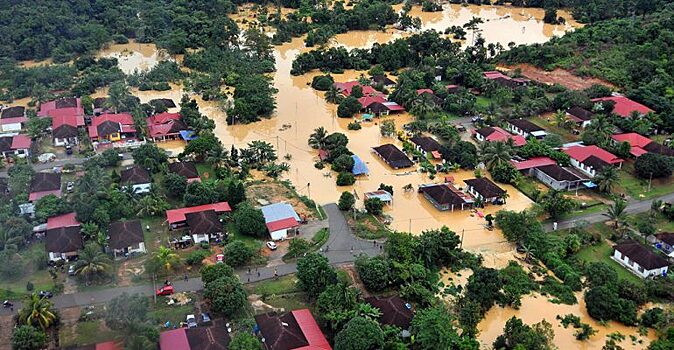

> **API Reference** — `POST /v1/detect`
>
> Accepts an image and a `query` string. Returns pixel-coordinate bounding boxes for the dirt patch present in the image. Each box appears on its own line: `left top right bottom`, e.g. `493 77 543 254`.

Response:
246 181 317 220
116 257 147 287
507 64 616 90
339 265 371 297
0 314 15 350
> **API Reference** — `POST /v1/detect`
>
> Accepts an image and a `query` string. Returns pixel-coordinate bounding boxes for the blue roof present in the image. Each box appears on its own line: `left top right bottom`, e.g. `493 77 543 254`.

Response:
260 203 300 223
351 154 369 175
583 181 597 188
180 130 197 141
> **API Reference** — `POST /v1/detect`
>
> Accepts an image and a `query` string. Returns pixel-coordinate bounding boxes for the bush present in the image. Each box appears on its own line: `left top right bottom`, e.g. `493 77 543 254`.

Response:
338 191 355 211
332 154 355 173
364 198 384 215
311 75 334 91
641 308 665 328
337 96 361 118
347 121 362 130
355 255 391 292
491 162 518 184
336 172 356 186
11 325 47 350
223 241 255 267
634 153 673 179
296 253 337 298
287 238 311 258
185 250 210 266
232 204 267 237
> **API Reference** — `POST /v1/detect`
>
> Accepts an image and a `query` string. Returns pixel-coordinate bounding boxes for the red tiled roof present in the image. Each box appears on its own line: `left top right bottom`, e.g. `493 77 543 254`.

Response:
166 202 232 224
416 89 434 95
592 96 654 118
0 117 27 125
89 113 135 138
29 189 61 202
266 217 299 232
52 114 84 129
612 133 652 148
563 145 624 164
483 71 509 80
484 127 526 147
96 341 123 350
38 98 83 118
149 112 181 125
333 81 382 97
359 95 387 109
159 329 190 350
510 156 557 171
11 134 31 149
292 309 332 350
47 212 80 230
382 101 405 111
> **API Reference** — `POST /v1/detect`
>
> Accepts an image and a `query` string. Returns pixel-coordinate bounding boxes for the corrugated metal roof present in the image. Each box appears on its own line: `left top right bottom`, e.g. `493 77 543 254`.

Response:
261 203 300 223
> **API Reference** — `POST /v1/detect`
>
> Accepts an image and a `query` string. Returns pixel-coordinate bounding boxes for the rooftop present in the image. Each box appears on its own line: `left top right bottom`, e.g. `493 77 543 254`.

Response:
563 145 624 165
108 219 144 250
261 203 301 232
464 178 506 198
409 135 441 153
510 156 556 171
536 164 583 182
47 212 80 230
255 309 331 350
120 166 151 185
166 202 232 225
614 240 668 270
365 296 414 330
30 172 61 193
592 96 654 118
372 144 414 169
185 210 222 236
566 106 594 122
419 183 472 207
45 226 83 253
507 119 544 133
168 161 200 179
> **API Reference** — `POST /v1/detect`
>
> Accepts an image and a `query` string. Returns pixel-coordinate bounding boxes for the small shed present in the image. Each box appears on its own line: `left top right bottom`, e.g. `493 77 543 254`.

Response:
351 155 369 176
261 203 301 241
364 190 393 205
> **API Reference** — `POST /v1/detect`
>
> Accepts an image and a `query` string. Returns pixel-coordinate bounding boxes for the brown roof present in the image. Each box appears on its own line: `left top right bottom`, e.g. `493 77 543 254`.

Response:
55 97 78 109
120 166 151 185
614 240 668 270
1 106 25 119
372 144 413 169
370 75 395 86
53 124 79 139
536 164 582 182
45 226 83 253
97 120 121 138
185 210 222 236
567 106 594 121
168 161 199 179
365 296 414 330
30 173 61 192
476 127 497 138
464 178 505 198
184 319 231 350
410 135 441 153
108 220 144 249
93 97 107 109
254 312 309 350
419 184 468 206
508 119 544 133
583 155 611 171
656 233 674 246
149 98 177 109
0 137 13 152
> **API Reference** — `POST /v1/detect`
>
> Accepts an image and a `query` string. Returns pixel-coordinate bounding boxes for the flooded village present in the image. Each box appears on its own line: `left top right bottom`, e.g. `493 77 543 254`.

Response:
2 1 673 350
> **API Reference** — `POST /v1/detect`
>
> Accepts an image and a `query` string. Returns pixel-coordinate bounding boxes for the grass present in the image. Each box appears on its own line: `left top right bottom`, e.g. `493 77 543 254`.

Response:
142 216 170 253
559 202 608 220
59 320 122 348
3 243 61 297
530 115 579 142
262 292 311 311
195 163 216 180
245 274 301 296
616 169 674 200
576 241 644 286
513 176 544 201
475 96 492 108
149 294 197 326
351 213 391 239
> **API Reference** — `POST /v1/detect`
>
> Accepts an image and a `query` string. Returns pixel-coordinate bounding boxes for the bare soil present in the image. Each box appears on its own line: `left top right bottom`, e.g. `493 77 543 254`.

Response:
508 63 616 90
246 181 317 220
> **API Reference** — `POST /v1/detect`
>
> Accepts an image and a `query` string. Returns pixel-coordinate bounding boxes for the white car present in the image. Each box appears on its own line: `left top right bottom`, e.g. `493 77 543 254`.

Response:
266 241 277 250
186 314 197 328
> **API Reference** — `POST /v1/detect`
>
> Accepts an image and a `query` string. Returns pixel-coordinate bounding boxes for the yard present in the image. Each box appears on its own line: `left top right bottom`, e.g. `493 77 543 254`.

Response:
59 320 122 348
149 293 198 327
2 243 63 299
245 274 311 312
616 168 674 200
349 213 391 239
576 240 644 286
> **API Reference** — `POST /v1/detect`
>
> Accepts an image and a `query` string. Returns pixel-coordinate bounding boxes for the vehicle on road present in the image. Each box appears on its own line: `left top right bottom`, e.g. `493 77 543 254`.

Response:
186 314 197 328
266 241 277 250
156 285 174 296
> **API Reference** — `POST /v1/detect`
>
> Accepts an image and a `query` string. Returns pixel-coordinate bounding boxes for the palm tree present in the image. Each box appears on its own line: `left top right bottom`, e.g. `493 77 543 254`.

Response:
324 86 341 104
604 199 628 230
308 127 328 150
519 243 536 263
481 141 513 171
105 81 132 113
74 243 112 284
410 94 437 118
247 140 277 164
148 246 182 276
584 114 613 147
80 222 100 241
19 293 57 330
594 166 619 193
463 16 484 45
357 303 382 320
136 193 169 217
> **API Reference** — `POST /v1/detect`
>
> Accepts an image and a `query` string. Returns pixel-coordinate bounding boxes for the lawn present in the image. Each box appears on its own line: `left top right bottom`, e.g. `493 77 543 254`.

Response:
513 175 544 201
149 294 197 326
475 96 492 108
351 213 391 239
142 216 171 253
576 241 644 286
245 274 301 296
616 169 674 200
59 320 122 348
2 243 62 298
530 115 579 142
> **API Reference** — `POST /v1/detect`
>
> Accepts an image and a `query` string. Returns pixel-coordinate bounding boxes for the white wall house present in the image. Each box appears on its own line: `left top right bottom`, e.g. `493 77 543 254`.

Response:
612 241 669 279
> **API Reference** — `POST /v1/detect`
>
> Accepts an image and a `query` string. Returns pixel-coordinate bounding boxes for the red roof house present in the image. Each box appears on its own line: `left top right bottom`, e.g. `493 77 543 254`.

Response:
88 113 136 141
47 212 80 230
159 328 190 350
255 309 332 350
147 112 187 141
563 145 624 177
333 81 382 97
510 156 557 171
358 95 387 109
166 202 232 227
611 133 674 157
38 98 84 120
474 127 526 147
592 96 654 118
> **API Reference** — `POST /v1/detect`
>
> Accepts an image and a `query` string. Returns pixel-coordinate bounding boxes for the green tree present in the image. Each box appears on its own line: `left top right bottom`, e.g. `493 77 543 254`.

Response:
200 263 235 284
223 241 254 267
493 317 555 350
336 172 356 186
203 274 248 317
105 81 133 113
308 127 329 149
585 262 619 288
74 243 112 284
364 198 384 215
332 154 355 173
132 144 168 173
379 119 396 137
104 293 149 331
416 226 461 269
18 294 57 330
229 332 263 350
232 204 267 238
34 194 69 222
594 166 619 193
162 173 188 199
481 141 513 171
334 316 385 350
337 96 361 118
287 238 311 259
311 75 334 91
316 283 359 332
411 305 479 350
355 255 391 292
325 86 341 104
181 133 223 163
465 267 503 311
491 162 519 184
145 246 182 276
338 191 356 211
296 252 337 298
604 199 627 230
538 190 575 219
635 153 673 179
11 325 47 350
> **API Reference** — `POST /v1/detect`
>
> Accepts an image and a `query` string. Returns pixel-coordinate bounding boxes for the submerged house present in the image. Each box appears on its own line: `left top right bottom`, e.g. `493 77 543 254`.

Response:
409 135 441 158
351 154 369 176
254 309 332 350
464 178 505 204
563 145 624 178
613 240 668 278
419 183 473 211
108 219 146 258
372 144 414 169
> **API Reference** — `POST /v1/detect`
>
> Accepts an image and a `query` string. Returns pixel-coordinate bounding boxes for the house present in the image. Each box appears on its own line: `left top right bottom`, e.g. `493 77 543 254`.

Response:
361 98 405 116
38 98 85 121
612 240 668 278
566 106 594 128
46 212 80 230
29 172 61 202
474 127 526 147
166 202 232 229
149 98 177 110
409 135 441 157
108 219 146 258
419 183 473 211
1 106 26 132
0 134 31 160
185 210 223 244
120 166 152 194
370 75 396 88
168 161 201 182
464 178 506 204
365 296 414 331
506 119 546 139
372 144 414 169
483 71 529 88
147 112 188 142
261 202 301 240
611 133 674 157
563 145 624 177
351 154 369 176
89 113 136 142
52 114 83 147
416 89 443 105
533 164 587 191
446 84 461 94
654 233 674 258
510 156 557 174
364 190 393 206
93 97 108 114
333 81 382 97
255 309 332 350
45 226 83 262
592 96 654 118
159 319 231 350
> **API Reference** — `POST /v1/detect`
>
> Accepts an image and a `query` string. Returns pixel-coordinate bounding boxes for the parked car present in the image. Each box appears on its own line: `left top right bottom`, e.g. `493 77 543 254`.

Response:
266 241 277 250
200 312 212 325
65 146 73 155
215 254 224 264
186 314 198 328
68 265 76 276
38 291 53 298
156 285 174 296
66 182 74 193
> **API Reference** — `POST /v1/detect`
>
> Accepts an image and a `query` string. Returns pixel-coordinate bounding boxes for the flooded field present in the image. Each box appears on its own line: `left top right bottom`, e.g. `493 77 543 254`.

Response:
97 41 169 74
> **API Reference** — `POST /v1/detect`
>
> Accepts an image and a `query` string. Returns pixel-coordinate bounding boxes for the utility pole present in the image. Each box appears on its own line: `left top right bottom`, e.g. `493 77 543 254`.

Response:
648 172 653 192
460 229 465 249
408 218 412 233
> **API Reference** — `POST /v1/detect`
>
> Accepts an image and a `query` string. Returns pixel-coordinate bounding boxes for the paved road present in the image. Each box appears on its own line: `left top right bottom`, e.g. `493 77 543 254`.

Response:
0 204 381 313
0 153 132 176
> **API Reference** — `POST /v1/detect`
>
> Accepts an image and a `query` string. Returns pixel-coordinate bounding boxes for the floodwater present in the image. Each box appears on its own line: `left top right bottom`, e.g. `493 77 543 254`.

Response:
96 41 169 74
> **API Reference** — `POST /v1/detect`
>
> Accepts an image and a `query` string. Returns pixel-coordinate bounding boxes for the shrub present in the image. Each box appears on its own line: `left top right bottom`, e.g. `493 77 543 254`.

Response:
355 255 391 292
338 191 356 211
347 121 362 130
364 198 384 215
223 241 255 267
634 153 673 179
311 75 334 91
337 96 361 118
287 238 311 259
336 172 356 186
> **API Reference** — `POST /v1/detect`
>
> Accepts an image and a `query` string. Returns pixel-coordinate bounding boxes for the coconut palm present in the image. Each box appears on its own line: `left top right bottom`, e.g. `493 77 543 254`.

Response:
324 86 341 104
105 81 132 113
308 127 329 149
410 94 437 118
481 141 513 171
519 243 536 263
247 140 277 164
80 222 100 241
74 243 112 283
356 303 382 320
148 246 182 275
19 293 57 330
594 166 619 193
584 114 614 146
604 199 628 230
136 193 170 217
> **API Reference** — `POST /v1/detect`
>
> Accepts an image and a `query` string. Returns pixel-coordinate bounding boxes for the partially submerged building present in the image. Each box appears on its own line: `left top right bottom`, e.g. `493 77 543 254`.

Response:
419 183 473 211
372 144 414 169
